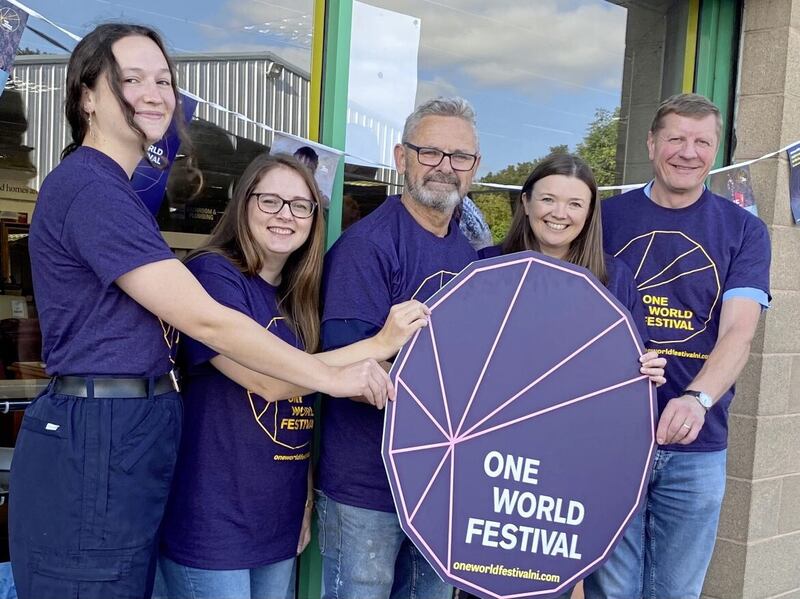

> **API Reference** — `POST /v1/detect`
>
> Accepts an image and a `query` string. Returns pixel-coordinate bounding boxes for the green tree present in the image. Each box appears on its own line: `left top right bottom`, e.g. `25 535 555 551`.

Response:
472 191 514 244
482 144 569 186
474 111 620 242
575 107 619 186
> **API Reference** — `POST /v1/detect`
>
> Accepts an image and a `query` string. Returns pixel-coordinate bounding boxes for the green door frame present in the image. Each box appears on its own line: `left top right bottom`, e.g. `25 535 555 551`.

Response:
297 2 352 598
319 0 353 249
694 0 741 167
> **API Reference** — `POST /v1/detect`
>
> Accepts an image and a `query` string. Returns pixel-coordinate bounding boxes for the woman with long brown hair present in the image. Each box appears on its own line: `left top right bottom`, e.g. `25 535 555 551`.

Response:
485 153 657 349
157 154 416 599
479 154 666 599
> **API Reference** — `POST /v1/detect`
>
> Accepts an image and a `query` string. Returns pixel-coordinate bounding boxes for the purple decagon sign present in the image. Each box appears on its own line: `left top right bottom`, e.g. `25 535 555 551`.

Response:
383 251 656 599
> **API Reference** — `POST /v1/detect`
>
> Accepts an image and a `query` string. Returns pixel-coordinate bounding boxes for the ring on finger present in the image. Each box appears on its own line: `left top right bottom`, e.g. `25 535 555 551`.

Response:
681 422 692 430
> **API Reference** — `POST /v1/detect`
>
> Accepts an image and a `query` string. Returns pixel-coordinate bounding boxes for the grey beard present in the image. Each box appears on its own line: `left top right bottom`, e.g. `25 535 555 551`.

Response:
406 177 462 213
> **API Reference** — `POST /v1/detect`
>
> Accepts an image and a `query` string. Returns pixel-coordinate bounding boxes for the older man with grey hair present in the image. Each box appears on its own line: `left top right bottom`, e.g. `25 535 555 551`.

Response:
315 97 481 599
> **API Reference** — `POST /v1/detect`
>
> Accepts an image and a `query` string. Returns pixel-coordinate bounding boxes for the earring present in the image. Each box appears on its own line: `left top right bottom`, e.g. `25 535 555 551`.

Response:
87 113 92 127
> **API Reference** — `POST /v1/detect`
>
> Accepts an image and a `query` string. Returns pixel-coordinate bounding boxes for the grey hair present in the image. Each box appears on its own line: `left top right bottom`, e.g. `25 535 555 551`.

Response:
401 96 479 150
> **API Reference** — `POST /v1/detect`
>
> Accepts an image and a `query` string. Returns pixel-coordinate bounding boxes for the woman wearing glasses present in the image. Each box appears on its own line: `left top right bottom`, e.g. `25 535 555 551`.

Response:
158 154 390 599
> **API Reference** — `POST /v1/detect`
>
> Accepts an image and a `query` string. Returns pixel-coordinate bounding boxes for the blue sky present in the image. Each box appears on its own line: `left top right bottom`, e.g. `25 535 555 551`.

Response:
16 0 627 178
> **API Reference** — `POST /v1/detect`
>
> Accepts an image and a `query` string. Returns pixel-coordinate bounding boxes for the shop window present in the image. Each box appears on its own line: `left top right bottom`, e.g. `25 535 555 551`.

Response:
340 0 691 244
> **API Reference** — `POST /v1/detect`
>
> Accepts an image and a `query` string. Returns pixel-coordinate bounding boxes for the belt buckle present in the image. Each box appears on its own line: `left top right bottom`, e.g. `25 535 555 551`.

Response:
168 369 180 393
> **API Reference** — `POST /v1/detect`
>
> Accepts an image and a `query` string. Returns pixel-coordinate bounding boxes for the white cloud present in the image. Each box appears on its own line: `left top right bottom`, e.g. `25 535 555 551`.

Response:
416 76 460 103
208 0 314 70
360 0 627 96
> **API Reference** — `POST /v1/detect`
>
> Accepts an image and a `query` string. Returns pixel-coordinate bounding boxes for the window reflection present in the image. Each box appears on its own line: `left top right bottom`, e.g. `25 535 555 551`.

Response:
0 1 315 404
343 0 690 241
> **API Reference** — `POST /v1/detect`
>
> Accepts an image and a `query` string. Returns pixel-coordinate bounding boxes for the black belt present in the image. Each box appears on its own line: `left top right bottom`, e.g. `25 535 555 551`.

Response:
53 373 177 399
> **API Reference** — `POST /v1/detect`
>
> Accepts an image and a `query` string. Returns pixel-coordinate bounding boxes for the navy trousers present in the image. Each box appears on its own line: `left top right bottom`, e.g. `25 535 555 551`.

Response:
9 380 181 599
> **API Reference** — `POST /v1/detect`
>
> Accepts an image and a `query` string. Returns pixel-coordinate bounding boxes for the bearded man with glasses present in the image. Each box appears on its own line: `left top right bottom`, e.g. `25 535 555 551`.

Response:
314 97 481 599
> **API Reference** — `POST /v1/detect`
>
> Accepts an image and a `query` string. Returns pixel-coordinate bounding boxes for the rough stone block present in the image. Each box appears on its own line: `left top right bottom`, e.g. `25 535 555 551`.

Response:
770 225 800 291
780 474 800 533
785 28 800 98
727 414 757 480
703 538 746 598
736 94 785 158
780 92 800 147
752 414 800 478
743 155 794 227
744 0 792 30
742 531 800 597
764 290 800 353
790 355 800 415
739 27 789 96
732 353 762 417
760 354 791 416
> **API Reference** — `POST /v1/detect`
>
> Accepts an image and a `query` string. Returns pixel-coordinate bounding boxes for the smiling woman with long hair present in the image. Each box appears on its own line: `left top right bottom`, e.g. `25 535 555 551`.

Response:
157 154 330 598
8 24 424 599
476 153 667 599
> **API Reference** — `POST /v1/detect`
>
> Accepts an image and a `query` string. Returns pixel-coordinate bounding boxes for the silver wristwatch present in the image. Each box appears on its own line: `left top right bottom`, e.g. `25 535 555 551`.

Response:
683 389 713 412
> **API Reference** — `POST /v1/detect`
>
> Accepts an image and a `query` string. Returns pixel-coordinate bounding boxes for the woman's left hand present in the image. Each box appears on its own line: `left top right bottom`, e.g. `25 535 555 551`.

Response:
297 498 313 555
639 351 667 387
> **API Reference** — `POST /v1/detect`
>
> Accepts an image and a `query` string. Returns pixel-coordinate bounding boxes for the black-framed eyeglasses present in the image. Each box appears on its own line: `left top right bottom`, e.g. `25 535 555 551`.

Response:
403 142 478 172
249 193 317 219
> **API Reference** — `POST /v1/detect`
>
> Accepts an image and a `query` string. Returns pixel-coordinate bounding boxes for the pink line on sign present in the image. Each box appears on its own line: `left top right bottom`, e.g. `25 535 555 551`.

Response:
459 374 646 443
460 316 627 438
428 256 535 312
427 319 454 437
398 378 451 440
454 259 532 437
447 446 455 569
390 440 452 454
391 326 423 389
409 446 452 521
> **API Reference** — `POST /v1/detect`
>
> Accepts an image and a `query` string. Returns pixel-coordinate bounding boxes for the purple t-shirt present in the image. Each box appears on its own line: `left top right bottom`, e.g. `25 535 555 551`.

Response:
160 252 313 568
29 146 176 376
319 195 477 512
479 245 648 342
602 186 771 451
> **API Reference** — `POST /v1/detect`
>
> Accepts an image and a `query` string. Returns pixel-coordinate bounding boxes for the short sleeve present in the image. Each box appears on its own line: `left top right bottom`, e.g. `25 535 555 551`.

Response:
322 235 395 329
723 216 772 305
61 181 175 286
182 254 256 368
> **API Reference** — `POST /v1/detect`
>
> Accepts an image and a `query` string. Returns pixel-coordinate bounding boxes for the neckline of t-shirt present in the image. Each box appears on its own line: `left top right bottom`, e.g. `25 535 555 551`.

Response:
254 271 280 293
76 145 130 183
640 181 710 215
393 194 458 241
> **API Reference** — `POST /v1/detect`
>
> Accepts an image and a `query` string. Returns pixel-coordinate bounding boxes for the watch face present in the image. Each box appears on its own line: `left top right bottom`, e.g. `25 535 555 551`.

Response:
687 390 713 408
697 392 713 408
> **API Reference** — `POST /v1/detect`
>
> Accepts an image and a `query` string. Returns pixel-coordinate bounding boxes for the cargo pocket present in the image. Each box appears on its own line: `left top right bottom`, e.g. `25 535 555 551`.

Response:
30 549 135 599
10 406 81 547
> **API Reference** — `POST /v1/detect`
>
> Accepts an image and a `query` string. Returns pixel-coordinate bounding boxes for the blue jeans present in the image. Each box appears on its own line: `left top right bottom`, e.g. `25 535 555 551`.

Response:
583 449 727 599
156 555 296 599
315 491 451 599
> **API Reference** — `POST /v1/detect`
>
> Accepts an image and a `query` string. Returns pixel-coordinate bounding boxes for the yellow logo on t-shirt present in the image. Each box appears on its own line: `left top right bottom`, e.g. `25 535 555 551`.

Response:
247 316 313 452
615 230 721 345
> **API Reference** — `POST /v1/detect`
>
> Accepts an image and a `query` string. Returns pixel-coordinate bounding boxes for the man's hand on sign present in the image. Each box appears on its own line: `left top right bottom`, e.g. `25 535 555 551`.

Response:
656 395 707 445
373 300 431 360
639 352 666 387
